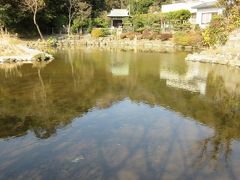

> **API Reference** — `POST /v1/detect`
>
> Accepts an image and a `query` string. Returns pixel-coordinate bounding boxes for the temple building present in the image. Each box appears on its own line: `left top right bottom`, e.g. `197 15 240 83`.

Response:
108 9 130 28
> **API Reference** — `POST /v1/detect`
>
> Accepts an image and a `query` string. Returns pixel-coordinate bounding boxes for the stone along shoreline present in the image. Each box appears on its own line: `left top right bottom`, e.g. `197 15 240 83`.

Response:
0 36 54 63
0 45 54 63
28 36 199 53
186 29 240 67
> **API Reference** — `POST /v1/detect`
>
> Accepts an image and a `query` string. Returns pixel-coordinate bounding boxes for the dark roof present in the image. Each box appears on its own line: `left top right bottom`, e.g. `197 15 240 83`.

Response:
192 1 217 9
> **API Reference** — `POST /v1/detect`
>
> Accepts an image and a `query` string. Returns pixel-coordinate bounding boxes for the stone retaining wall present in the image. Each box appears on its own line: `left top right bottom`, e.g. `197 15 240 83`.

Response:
27 37 198 53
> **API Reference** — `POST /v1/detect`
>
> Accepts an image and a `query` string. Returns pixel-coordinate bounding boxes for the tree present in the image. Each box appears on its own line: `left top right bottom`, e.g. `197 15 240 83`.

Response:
67 0 91 36
135 0 154 14
22 0 45 39
218 0 240 15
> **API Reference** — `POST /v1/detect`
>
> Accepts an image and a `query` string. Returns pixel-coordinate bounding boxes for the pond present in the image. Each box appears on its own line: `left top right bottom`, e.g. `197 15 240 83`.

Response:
0 49 240 180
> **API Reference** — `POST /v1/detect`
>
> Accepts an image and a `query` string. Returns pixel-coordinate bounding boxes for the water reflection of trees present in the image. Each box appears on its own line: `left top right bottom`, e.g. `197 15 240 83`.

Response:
194 71 240 165
0 51 240 164
0 62 23 78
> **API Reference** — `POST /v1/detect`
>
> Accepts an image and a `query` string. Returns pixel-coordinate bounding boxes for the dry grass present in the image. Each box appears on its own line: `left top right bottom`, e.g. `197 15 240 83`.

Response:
0 32 26 56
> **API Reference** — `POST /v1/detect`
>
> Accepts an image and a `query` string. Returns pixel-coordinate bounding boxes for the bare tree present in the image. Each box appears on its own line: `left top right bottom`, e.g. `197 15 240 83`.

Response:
67 0 91 36
23 0 45 40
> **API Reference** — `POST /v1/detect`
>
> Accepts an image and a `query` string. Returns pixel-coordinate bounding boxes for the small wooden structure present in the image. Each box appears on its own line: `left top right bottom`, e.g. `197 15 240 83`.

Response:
107 9 130 28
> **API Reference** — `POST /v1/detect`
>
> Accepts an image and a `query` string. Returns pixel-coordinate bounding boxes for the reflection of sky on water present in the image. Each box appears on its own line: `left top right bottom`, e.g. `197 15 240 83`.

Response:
0 100 228 179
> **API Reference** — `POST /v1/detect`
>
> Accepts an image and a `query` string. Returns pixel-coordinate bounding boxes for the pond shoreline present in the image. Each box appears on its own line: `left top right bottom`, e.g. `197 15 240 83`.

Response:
0 36 54 63
27 37 201 53
186 29 240 67
0 46 54 63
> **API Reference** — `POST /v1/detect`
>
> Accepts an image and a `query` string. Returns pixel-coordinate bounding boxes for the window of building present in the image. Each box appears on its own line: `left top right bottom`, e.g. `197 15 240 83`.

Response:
201 12 218 24
201 13 212 24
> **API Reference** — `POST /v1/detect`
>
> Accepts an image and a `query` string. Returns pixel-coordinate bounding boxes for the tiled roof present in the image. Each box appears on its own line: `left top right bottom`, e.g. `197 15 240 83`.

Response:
192 1 217 9
108 9 130 17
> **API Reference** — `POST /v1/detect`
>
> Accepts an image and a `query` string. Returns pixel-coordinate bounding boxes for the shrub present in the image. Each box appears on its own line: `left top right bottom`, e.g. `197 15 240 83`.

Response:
91 28 108 38
164 10 191 21
120 31 173 41
202 15 227 46
71 18 89 33
160 33 173 41
202 5 240 46
227 5 240 31
152 23 161 32
92 12 111 28
128 33 135 40
47 37 57 46
132 13 163 31
120 32 137 40
174 31 203 46
123 17 133 32
135 27 146 33
173 21 192 32
131 11 192 33
142 29 153 39
132 14 146 31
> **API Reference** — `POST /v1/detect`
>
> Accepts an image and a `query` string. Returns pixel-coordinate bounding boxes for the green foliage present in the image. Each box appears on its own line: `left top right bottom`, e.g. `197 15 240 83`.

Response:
47 36 57 46
92 17 109 28
174 31 203 46
202 15 228 46
123 18 133 32
52 15 68 29
131 10 192 33
226 5 240 31
173 21 192 31
71 18 89 33
132 13 163 31
0 4 11 27
161 0 172 5
0 1 30 33
135 0 155 14
132 14 145 31
152 23 161 32
164 10 191 21
91 28 109 38
202 2 240 46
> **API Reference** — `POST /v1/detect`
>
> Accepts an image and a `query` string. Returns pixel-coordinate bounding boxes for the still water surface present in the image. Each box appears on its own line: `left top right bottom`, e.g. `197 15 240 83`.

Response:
0 49 240 180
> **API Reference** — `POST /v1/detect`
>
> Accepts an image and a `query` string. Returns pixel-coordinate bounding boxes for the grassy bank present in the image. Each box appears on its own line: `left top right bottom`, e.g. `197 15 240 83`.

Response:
0 33 53 63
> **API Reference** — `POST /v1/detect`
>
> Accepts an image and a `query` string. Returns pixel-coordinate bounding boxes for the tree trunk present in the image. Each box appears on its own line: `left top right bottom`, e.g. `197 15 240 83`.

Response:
33 11 44 40
68 20 71 36
68 7 72 37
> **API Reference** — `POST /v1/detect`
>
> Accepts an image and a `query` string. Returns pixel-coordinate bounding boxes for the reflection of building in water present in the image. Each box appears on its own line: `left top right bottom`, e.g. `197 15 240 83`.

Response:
110 57 129 76
160 62 208 94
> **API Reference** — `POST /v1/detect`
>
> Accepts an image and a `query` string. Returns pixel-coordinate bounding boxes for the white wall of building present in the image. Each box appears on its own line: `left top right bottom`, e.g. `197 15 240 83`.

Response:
161 0 223 28
161 2 198 13
196 8 224 28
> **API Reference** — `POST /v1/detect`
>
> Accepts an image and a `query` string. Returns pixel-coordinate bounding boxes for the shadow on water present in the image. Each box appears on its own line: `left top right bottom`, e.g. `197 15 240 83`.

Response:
0 49 240 179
